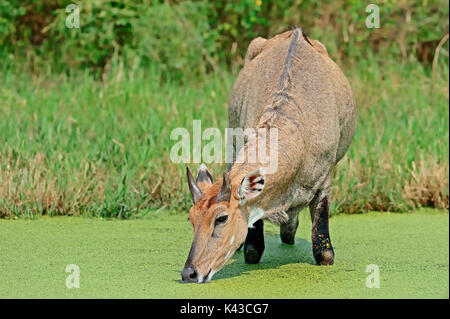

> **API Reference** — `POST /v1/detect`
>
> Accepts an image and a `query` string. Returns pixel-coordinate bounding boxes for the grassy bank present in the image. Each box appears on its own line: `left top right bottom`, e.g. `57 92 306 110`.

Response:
0 58 448 218
0 209 448 298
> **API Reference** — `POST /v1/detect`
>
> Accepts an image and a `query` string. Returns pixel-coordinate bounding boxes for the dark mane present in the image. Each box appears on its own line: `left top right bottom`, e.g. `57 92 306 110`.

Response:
261 28 305 129
278 28 301 91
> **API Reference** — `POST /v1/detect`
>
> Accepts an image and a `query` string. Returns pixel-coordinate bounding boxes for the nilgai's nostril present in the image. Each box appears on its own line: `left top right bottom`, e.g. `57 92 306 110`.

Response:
181 266 198 282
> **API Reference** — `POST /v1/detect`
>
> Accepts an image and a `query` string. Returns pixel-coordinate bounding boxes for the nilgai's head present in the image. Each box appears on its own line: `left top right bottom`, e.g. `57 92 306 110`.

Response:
181 164 265 283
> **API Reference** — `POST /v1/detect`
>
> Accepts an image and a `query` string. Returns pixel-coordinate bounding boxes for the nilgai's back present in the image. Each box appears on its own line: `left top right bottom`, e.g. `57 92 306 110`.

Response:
229 28 356 166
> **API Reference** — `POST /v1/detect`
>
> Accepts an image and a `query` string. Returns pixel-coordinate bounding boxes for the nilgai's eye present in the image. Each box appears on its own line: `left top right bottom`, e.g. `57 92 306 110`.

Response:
215 215 228 225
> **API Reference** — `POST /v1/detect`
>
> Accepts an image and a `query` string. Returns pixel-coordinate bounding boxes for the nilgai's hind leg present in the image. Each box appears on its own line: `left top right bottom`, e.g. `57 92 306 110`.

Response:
244 219 265 264
280 210 299 244
310 186 334 265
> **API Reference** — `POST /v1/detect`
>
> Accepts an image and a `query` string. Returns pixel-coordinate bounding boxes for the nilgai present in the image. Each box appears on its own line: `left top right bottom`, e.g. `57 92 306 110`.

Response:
182 28 357 283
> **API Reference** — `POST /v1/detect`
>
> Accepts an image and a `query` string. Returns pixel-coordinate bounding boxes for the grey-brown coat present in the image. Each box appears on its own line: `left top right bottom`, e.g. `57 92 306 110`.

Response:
182 28 357 283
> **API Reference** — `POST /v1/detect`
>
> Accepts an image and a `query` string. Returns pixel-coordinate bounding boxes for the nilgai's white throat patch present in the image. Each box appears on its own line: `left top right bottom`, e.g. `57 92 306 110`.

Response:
225 249 231 260
206 269 216 282
248 207 264 228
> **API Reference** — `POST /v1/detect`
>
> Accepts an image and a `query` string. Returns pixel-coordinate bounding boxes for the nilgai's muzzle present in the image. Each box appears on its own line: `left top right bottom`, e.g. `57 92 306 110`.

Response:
181 265 198 283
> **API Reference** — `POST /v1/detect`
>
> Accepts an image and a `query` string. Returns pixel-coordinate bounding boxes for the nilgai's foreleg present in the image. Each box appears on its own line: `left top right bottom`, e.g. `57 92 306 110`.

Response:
309 186 334 265
280 210 299 244
244 219 265 264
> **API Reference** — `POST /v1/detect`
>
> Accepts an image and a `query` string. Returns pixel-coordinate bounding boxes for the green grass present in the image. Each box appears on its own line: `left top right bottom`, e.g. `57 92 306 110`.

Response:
0 209 448 298
0 58 448 217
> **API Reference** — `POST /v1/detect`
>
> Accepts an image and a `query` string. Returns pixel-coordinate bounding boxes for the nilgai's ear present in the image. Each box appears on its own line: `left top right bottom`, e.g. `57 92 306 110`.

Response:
244 37 267 66
237 168 265 205
216 172 232 203
310 39 328 55
186 166 203 204
196 163 213 192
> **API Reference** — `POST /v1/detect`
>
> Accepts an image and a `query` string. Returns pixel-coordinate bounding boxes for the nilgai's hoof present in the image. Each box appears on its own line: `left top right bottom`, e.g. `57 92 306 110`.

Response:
313 233 334 265
244 245 262 264
313 248 335 265
280 234 295 245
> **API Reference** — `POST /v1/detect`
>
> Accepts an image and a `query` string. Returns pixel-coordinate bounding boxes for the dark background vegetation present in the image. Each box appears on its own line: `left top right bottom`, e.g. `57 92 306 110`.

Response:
0 0 448 218
1 0 448 78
